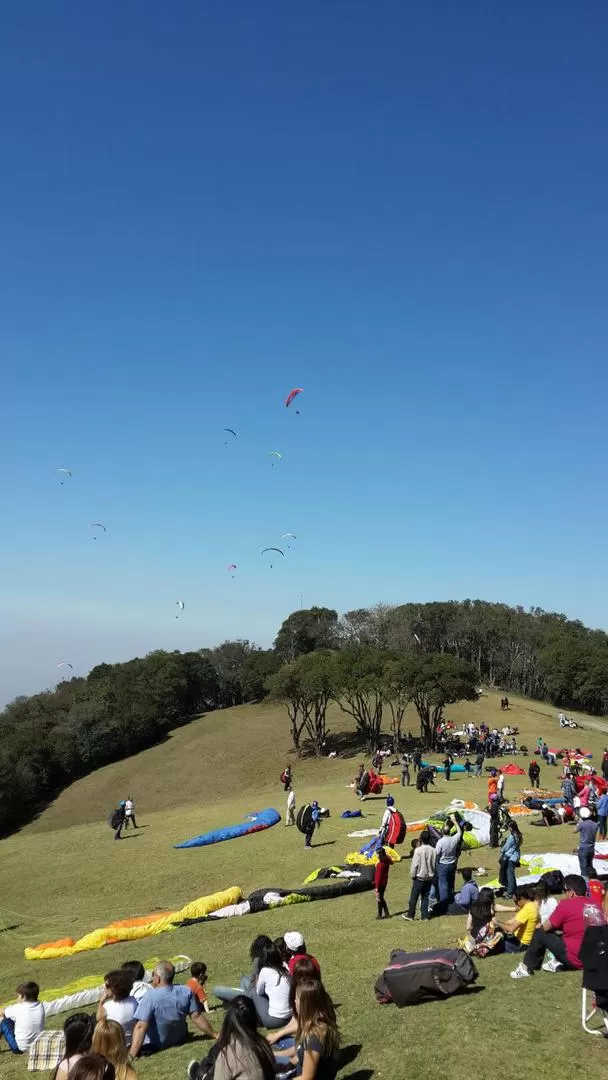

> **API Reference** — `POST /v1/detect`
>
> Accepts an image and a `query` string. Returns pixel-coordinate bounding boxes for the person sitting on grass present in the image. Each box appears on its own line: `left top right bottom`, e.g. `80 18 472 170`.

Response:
187 963 209 1010
96 970 138 1045
188 996 276 1080
248 942 292 1029
53 1013 96 1080
460 888 505 958
0 980 45 1055
266 958 323 1048
448 867 479 914
498 887 539 955
120 962 149 1004
129 960 216 1057
91 1020 137 1080
510 874 605 979
69 1055 116 1080
284 933 321 977
213 936 273 1006
274 979 339 1080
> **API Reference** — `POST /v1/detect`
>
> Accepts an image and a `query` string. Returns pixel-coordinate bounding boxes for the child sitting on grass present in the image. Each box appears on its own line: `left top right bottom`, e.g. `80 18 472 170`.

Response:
0 981 45 1054
187 962 210 1011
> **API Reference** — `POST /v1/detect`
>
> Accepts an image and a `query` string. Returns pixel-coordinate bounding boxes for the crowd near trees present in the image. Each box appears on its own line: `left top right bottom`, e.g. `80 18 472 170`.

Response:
2 598 608 835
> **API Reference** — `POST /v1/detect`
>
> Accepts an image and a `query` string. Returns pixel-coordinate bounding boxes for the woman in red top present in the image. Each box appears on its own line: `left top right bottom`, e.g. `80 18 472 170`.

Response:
374 847 391 919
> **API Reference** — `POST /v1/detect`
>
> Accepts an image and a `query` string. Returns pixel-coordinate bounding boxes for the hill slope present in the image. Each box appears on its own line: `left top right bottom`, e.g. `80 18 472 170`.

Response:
1 691 606 1080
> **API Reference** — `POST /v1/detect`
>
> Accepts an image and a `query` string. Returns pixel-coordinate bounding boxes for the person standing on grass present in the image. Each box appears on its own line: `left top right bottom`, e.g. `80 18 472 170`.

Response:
602 749 608 781
403 829 436 921
500 819 522 899
562 772 576 808
597 790 608 840
400 753 411 787
576 806 598 879
412 749 422 774
282 765 292 792
497 770 505 802
434 816 463 904
374 847 391 920
528 760 541 789
286 787 296 826
124 797 137 829
0 981 45 1055
304 802 321 848
443 755 452 781
475 750 484 778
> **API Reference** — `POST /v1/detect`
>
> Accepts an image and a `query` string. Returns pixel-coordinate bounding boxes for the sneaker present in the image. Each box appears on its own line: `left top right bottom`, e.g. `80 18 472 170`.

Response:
542 957 563 973
510 963 532 980
187 1061 200 1080
402 914 414 921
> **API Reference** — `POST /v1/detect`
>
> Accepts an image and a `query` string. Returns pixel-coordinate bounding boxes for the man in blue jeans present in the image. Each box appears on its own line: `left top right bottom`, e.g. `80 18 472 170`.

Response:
576 807 598 879
434 816 463 905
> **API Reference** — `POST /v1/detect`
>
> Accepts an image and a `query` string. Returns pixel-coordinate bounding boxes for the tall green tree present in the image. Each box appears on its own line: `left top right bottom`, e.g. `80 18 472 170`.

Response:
407 654 479 749
274 607 339 661
329 646 387 751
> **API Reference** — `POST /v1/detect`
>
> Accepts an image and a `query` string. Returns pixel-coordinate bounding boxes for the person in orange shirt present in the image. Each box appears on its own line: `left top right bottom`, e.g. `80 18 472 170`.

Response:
186 962 209 1010
487 769 498 802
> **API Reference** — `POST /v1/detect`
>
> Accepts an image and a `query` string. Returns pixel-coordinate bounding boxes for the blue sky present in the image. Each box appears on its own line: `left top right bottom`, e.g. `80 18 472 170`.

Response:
1 2 607 705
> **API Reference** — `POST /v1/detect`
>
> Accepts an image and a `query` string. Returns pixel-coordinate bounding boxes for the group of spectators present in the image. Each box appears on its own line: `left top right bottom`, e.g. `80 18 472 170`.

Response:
0 938 339 1080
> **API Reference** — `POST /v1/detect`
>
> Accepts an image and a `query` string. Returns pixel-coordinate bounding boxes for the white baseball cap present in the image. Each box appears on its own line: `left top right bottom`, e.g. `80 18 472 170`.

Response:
284 931 305 951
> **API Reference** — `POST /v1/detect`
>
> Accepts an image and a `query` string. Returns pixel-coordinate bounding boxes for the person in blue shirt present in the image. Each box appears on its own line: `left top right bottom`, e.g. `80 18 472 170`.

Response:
305 802 321 848
597 791 608 840
129 961 216 1057
500 820 522 899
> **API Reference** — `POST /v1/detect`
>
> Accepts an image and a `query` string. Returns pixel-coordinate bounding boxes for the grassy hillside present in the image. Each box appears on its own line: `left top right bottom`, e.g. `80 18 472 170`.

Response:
1 691 606 1080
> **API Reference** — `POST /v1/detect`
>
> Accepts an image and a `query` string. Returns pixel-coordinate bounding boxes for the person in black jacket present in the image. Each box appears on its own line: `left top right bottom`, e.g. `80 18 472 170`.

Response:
528 761 541 789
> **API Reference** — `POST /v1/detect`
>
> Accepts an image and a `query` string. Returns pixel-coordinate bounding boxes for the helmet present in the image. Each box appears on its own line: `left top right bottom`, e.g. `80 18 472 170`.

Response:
386 795 395 807
312 800 319 808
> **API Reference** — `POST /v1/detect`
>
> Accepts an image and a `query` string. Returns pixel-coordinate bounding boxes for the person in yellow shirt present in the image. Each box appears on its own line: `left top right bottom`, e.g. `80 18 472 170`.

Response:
499 889 539 954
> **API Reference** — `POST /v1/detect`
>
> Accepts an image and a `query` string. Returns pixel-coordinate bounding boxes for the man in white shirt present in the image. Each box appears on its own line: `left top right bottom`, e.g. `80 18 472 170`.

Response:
0 981 45 1054
286 788 296 826
124 796 138 829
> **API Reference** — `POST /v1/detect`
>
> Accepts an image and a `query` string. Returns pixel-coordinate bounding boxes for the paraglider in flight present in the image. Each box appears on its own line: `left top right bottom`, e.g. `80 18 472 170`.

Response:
227 563 237 578
223 428 237 444
90 523 106 539
282 532 296 549
268 451 283 467
175 600 185 619
56 468 72 485
261 547 285 569
285 388 303 408
56 661 73 670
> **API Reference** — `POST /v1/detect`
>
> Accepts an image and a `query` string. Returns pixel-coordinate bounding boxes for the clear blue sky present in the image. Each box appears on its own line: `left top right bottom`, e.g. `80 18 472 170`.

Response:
1 1 607 705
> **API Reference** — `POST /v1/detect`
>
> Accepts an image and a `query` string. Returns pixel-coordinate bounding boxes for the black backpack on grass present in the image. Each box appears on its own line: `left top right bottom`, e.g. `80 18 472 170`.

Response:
109 809 122 830
375 948 478 1007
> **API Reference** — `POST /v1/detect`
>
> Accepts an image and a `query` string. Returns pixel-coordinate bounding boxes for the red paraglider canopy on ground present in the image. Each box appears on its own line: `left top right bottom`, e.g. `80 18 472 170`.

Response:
502 763 526 776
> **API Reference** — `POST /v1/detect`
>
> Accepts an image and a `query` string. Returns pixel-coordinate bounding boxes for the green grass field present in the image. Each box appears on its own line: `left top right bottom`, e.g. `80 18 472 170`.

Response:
1 691 607 1080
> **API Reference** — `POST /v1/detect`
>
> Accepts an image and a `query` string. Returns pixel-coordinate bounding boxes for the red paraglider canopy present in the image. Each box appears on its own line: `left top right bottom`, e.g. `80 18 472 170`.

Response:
502 764 526 776
285 387 303 408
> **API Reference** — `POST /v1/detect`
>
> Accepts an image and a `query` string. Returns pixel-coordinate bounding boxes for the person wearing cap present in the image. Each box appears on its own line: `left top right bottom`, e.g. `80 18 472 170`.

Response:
283 933 321 977
304 802 320 848
576 806 598 879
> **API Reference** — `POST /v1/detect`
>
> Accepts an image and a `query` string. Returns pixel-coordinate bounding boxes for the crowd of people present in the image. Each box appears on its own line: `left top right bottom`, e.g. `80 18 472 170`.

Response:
0 942 339 1080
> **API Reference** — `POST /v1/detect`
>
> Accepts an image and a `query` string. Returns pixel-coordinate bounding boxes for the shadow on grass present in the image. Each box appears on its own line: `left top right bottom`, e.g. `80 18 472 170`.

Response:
342 1072 374 1080
310 840 337 848
334 1044 374 1079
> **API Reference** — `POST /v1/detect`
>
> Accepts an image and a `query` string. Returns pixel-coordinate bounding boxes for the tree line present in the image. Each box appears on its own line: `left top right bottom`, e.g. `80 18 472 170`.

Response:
2 597 607 835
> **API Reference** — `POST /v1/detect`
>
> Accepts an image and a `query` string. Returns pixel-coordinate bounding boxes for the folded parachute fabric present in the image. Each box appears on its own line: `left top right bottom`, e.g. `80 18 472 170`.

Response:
347 829 378 838
378 775 400 785
486 844 608 889
502 764 526 776
3 956 191 1017
341 809 363 818
25 889 242 960
345 845 401 866
174 808 280 849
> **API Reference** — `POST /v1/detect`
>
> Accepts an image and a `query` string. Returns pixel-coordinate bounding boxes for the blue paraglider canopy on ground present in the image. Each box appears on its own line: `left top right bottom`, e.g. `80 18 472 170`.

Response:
175 808 280 849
